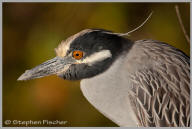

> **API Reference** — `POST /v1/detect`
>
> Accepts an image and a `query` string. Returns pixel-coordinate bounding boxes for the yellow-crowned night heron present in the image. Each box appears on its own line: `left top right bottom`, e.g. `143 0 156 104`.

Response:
18 28 190 127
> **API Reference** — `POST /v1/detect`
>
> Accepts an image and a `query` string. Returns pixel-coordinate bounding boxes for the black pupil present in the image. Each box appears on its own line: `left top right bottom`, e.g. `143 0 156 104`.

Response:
76 53 79 56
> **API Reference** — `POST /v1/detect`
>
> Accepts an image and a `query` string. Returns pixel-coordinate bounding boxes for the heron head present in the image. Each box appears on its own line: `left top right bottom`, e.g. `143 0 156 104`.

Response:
18 29 132 81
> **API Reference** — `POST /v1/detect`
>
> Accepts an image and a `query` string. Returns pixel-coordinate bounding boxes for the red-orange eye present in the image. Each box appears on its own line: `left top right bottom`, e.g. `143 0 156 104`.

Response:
72 51 83 60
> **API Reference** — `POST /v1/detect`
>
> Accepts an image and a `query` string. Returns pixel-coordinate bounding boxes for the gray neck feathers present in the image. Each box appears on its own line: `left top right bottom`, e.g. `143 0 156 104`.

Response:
80 51 138 126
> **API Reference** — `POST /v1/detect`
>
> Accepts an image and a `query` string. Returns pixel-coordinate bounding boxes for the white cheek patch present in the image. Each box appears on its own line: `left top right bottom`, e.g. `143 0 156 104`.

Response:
77 50 112 66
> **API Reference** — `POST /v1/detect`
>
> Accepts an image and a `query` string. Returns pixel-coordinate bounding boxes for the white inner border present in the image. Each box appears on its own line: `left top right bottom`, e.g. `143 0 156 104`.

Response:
0 1 191 129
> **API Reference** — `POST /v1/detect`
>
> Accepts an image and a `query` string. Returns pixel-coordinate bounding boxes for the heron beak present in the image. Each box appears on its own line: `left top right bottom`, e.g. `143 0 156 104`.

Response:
17 56 74 81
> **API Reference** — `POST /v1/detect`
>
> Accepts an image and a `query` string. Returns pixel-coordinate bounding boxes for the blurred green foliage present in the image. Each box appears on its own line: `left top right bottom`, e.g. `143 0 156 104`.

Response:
3 2 190 127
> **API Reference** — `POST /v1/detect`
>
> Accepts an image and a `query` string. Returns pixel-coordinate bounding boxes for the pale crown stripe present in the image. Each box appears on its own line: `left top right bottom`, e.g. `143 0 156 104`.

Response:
55 29 93 57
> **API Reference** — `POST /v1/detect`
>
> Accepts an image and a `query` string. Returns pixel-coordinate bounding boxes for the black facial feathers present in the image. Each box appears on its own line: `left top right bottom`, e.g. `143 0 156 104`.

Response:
67 29 132 59
59 29 133 80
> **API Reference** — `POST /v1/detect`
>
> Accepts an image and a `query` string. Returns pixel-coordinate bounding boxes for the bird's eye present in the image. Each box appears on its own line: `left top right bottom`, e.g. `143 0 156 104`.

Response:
72 50 83 60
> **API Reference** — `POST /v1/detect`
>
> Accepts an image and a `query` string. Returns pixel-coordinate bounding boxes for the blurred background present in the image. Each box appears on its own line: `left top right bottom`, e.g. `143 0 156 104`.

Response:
3 2 190 127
